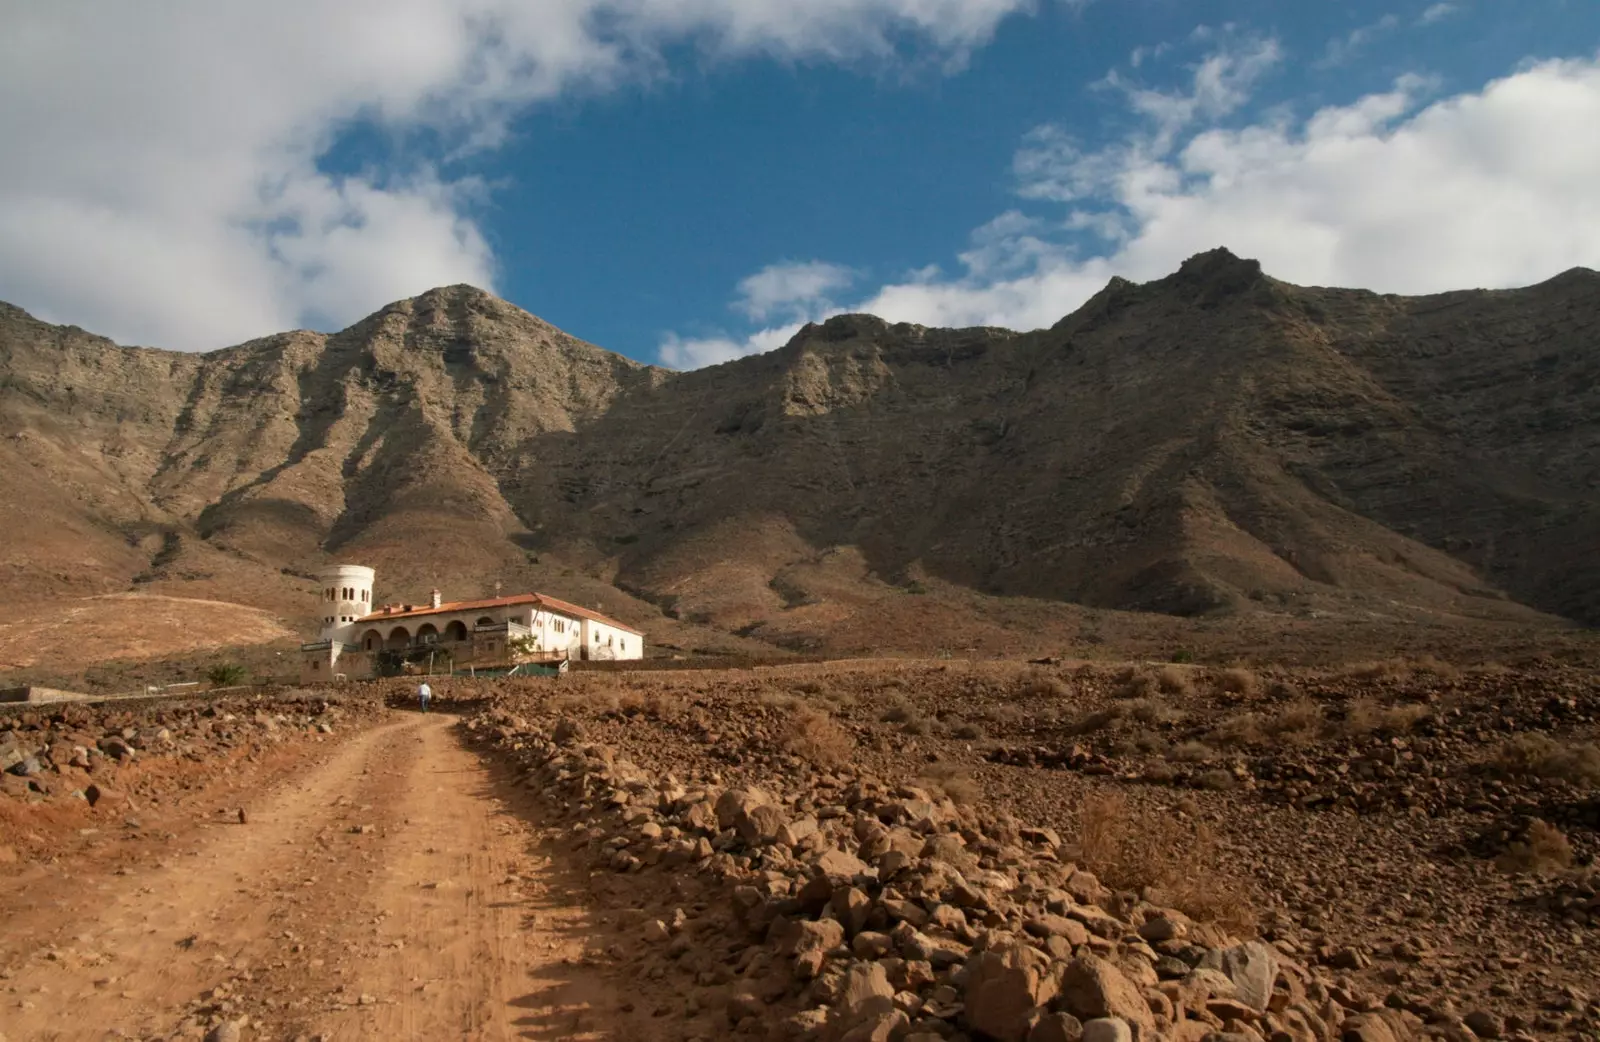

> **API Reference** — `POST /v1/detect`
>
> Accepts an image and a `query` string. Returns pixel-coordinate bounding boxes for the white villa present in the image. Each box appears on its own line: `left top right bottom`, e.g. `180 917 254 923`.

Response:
299 563 643 682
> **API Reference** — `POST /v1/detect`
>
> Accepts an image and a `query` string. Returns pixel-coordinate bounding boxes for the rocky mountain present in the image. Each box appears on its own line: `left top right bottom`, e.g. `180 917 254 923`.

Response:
2 248 1597 659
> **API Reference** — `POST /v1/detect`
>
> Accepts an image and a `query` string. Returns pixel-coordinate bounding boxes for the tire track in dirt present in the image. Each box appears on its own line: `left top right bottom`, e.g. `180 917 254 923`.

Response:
305 715 639 1041
2 712 643 1041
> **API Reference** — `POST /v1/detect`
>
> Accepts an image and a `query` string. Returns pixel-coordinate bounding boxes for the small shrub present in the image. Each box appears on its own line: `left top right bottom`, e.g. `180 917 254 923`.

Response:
980 704 1027 728
1170 648 1194 664
1217 668 1259 697
1209 713 1264 749
1492 734 1600 785
207 664 248 688
1410 654 1461 680
783 706 856 767
1156 665 1195 696
1115 671 1160 700
881 699 914 724
1074 792 1253 930
1496 819 1574 874
917 759 982 805
951 721 986 741
1169 741 1218 763
1263 700 1322 742
1344 698 1431 735
759 689 800 710
1126 698 1185 726
1196 769 1237 791
901 715 933 737
1346 659 1410 682
1018 671 1072 699
1143 761 1178 783
1070 706 1126 735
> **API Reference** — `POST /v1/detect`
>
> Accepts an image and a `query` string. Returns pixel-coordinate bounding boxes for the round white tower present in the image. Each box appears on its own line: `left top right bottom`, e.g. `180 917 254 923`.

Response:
316 564 376 643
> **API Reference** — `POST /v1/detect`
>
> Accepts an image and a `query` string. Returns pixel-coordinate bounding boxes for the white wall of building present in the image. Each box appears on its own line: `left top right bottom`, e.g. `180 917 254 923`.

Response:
579 618 643 660
318 564 376 642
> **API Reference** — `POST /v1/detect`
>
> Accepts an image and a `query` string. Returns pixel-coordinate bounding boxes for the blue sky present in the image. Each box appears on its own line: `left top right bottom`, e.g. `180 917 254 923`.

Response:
4 1 1600 366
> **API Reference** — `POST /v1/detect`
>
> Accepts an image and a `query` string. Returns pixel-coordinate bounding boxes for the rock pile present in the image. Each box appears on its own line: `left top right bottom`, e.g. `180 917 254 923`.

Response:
0 692 362 808
464 704 1466 1042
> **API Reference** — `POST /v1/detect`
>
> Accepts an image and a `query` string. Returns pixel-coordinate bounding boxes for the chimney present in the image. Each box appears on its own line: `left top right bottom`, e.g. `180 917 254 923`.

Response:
430 588 442 609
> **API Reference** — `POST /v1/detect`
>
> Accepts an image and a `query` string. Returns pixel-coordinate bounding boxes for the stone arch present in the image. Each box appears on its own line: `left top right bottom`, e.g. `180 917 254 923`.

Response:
361 629 383 651
385 626 412 650
475 616 496 627
444 620 468 642
416 623 439 644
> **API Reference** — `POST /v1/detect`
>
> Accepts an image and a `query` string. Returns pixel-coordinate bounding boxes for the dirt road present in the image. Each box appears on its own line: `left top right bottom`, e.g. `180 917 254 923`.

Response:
1 712 650 1041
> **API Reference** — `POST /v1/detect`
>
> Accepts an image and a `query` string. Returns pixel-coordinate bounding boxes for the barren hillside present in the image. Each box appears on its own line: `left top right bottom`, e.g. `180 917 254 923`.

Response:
2 248 1597 671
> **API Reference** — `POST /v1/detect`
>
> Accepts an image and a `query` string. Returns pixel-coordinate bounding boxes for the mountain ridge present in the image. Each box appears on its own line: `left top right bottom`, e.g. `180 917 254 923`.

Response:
3 248 1597 668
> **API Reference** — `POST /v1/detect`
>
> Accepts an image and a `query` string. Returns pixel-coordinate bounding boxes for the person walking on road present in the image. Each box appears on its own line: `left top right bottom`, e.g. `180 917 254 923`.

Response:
418 681 432 713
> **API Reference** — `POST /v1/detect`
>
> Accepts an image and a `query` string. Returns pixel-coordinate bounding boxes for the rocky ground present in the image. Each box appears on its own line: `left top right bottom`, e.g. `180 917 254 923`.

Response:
2 660 1596 1042
0 691 374 861
443 656 1600 1041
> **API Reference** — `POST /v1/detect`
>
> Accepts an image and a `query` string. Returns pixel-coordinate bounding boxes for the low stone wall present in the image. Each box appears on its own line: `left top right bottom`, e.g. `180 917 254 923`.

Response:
0 685 92 704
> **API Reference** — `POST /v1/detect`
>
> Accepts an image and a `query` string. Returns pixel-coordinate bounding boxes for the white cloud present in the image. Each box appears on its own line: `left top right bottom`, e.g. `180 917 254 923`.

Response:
1418 3 1461 26
847 55 1600 335
1099 31 1284 151
659 324 802 369
1316 14 1400 69
734 261 857 322
0 0 1036 350
656 259 854 367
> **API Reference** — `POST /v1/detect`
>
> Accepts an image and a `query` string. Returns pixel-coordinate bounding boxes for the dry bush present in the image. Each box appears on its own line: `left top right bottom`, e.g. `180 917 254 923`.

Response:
880 699 915 724
1263 700 1323 741
1115 670 1160 700
980 704 1027 728
1018 671 1072 700
1208 712 1264 749
1492 734 1600 785
1169 741 1218 763
1410 654 1461 680
901 715 934 737
951 720 986 741
759 689 801 711
1126 698 1185 726
1343 698 1431 736
1156 665 1195 696
1496 819 1574 874
1074 792 1254 930
1216 668 1259 698
1113 731 1168 756
782 706 856 767
1143 761 1178 783
792 679 829 696
916 759 982 805
1346 659 1411 682
1196 769 1237 791
1070 706 1127 735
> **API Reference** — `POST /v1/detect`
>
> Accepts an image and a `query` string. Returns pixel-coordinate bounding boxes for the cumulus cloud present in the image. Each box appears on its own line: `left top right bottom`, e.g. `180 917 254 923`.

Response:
1316 14 1401 69
734 261 857 323
668 47 1600 365
655 259 857 368
1419 3 1461 26
659 324 803 369
0 0 1036 350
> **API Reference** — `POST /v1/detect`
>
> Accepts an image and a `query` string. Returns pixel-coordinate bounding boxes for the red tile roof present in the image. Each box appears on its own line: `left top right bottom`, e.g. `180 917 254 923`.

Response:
354 592 642 635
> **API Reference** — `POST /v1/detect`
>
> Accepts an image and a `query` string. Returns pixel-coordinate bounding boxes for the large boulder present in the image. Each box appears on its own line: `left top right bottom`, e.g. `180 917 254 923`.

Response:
1198 941 1279 1011
962 942 1060 1042
1058 956 1155 1040
715 786 774 830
